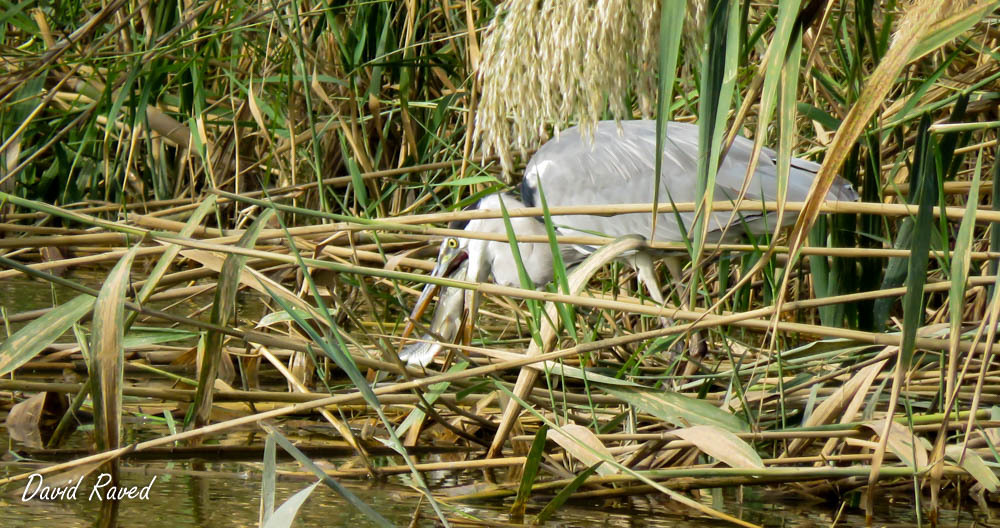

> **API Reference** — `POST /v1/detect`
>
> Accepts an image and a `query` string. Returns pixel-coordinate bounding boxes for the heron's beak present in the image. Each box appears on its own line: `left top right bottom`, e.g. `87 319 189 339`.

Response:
400 242 468 346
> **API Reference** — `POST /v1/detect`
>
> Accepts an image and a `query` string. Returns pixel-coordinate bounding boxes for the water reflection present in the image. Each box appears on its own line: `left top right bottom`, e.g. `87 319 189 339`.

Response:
5 463 420 527
3 457 996 527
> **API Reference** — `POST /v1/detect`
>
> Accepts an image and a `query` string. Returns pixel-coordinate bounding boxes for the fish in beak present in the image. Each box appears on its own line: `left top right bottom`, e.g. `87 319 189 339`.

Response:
399 238 469 367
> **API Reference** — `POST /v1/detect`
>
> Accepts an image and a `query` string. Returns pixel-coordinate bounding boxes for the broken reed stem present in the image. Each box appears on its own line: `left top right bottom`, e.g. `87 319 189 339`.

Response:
508 414 994 446
6 226 999 262
451 465 972 502
0 379 621 406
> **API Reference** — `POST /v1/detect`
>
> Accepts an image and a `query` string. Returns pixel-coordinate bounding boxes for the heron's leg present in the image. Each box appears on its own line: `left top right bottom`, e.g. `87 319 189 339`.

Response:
631 250 669 322
628 252 706 366
661 255 707 370
630 251 682 348
662 255 685 303
628 252 686 369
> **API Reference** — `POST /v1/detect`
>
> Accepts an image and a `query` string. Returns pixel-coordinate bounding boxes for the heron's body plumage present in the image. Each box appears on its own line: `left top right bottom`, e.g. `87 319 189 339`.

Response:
400 120 858 366
521 120 857 246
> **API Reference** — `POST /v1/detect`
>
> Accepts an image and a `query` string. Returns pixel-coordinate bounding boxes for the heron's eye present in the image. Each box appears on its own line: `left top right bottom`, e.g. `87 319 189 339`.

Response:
446 238 459 249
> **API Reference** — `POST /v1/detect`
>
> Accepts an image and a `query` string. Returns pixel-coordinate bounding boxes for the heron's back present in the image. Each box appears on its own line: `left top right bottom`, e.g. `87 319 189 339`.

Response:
521 120 856 246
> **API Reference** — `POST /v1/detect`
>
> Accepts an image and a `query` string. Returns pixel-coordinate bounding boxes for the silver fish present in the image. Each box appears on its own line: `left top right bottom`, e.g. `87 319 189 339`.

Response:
398 261 468 367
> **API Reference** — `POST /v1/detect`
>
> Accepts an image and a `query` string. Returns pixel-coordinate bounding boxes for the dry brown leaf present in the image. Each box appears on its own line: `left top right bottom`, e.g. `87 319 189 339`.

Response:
863 419 930 471
783 357 888 458
548 423 618 476
672 425 764 469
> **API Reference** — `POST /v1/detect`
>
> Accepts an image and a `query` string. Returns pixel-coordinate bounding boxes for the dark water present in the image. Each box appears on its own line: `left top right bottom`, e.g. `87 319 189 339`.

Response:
3 431 996 527
5 464 416 528
0 460 962 527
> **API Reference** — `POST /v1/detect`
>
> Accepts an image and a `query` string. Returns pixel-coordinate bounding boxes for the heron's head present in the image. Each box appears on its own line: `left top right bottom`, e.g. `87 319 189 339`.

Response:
429 233 471 282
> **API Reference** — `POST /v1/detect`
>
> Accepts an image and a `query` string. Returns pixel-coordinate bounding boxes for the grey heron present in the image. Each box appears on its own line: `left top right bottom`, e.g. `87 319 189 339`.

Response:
399 120 858 366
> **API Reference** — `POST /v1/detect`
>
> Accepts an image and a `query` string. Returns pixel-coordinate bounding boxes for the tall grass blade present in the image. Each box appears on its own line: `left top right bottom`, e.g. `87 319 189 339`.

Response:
262 426 391 528
89 244 138 481
749 0 801 199
191 208 276 428
862 420 929 471
775 15 803 230
534 181 576 339
598 384 749 433
694 0 740 269
651 0 686 238
548 424 618 477
263 480 322 528
260 434 277 527
872 220 914 331
900 115 937 372
497 196 543 343
930 149 983 513
0 294 94 376
671 425 764 469
534 461 604 524
944 445 1000 492
946 151 981 400
511 424 548 518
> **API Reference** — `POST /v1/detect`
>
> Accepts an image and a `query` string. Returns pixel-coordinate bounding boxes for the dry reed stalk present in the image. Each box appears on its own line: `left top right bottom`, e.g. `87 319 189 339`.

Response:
0 224 90 235
0 233 132 248
449 465 971 502
0 246 168 280
0 378 606 407
383 200 1000 225
278 457 527 478
1 198 196 221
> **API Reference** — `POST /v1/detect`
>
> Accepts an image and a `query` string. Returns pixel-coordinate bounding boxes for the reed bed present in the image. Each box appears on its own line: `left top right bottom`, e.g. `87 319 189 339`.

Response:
2 1 1000 526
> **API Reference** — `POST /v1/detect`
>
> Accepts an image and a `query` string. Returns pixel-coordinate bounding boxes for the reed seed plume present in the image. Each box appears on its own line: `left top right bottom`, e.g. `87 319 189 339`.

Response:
476 0 674 174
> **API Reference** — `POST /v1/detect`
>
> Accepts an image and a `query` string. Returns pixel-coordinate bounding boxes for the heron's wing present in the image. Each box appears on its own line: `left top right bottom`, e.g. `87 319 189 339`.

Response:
522 121 703 245
716 137 820 202
521 120 857 247
715 136 858 234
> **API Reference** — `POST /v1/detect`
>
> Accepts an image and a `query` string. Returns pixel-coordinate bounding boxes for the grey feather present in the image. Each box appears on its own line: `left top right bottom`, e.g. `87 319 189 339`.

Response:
521 120 857 247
